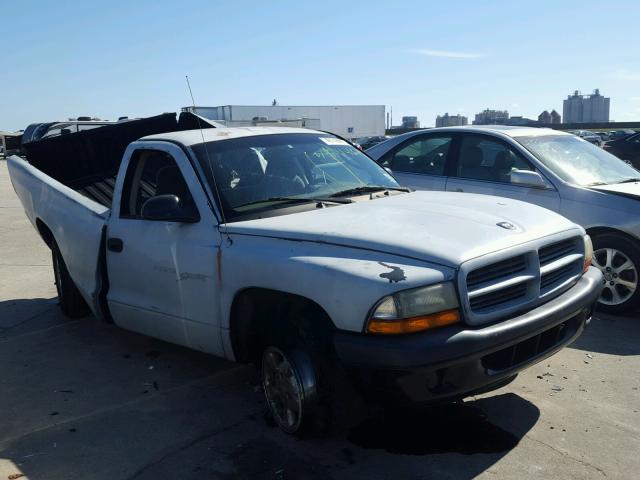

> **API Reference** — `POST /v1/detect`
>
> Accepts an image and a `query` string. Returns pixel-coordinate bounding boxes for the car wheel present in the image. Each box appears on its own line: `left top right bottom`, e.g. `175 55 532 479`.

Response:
259 309 366 437
591 233 640 314
52 242 90 318
261 346 319 435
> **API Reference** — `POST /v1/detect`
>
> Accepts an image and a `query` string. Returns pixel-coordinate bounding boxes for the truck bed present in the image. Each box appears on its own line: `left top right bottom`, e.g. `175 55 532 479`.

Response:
7 155 110 317
73 175 118 208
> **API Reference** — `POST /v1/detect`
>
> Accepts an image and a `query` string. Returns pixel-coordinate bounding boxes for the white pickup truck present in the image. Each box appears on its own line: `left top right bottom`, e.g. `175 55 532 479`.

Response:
8 120 603 435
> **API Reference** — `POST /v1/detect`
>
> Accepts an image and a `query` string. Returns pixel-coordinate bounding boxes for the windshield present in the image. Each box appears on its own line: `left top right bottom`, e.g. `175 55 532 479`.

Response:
516 135 640 186
191 133 400 220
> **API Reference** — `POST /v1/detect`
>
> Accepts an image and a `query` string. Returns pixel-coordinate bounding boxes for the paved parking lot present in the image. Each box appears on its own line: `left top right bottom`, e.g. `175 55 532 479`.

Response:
1 159 639 479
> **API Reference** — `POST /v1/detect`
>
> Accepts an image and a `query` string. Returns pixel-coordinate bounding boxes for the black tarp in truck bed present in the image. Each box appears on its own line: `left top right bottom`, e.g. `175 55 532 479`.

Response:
21 112 214 207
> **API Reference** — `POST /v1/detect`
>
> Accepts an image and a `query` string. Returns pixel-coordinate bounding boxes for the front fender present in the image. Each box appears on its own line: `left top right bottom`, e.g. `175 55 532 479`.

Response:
220 234 455 332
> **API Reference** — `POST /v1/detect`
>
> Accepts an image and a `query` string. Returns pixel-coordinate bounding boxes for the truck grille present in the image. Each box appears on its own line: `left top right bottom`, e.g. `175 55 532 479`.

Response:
462 235 584 325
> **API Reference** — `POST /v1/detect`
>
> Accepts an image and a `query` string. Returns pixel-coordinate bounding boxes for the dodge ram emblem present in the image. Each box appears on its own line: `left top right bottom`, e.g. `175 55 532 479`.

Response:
497 221 515 230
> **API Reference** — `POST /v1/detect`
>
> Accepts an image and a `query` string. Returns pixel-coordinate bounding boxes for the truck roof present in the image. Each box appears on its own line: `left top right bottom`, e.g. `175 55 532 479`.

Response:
141 126 325 146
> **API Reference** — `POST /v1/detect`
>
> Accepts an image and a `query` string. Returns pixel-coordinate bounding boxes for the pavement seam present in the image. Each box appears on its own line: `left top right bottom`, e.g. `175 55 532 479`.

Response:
124 420 246 480
0 365 252 449
525 435 608 477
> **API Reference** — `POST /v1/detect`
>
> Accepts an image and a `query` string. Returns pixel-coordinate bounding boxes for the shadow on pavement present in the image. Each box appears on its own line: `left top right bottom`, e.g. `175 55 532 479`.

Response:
570 313 640 356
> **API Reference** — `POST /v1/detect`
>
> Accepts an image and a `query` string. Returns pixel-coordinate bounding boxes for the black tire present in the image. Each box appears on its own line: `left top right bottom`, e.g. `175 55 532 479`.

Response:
52 242 90 318
260 309 365 437
592 233 640 314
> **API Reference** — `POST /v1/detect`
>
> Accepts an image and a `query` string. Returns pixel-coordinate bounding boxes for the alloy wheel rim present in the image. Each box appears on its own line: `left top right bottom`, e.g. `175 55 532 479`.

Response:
261 347 303 433
592 247 638 305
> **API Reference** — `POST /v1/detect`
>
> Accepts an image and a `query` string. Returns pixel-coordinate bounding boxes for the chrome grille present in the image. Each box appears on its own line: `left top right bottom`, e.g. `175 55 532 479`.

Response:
462 235 584 325
467 255 527 288
539 238 577 265
469 282 528 312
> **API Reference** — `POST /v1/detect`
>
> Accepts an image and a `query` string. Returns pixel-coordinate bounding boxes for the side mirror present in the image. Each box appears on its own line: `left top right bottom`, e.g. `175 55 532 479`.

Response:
510 170 548 189
141 194 200 223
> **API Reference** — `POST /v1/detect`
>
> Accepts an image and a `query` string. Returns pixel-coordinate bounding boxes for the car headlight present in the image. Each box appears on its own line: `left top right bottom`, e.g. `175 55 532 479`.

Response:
583 234 593 273
366 282 460 334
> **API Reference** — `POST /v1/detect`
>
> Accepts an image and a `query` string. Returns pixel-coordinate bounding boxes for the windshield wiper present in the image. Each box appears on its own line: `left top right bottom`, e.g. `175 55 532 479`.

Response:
329 186 410 198
587 181 609 186
235 196 352 209
616 178 640 184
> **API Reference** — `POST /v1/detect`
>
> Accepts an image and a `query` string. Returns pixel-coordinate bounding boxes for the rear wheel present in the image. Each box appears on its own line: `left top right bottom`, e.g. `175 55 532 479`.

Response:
592 233 640 314
52 243 90 318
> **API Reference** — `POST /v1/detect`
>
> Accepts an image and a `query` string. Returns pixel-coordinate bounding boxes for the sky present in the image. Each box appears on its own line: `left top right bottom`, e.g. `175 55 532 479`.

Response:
1 0 639 132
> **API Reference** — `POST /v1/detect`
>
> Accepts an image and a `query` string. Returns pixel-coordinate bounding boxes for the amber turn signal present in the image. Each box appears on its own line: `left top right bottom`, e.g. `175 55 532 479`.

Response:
366 309 460 335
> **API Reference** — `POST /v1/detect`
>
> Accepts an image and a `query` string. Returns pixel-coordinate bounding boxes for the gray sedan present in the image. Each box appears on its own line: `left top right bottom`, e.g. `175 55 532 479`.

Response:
368 125 640 313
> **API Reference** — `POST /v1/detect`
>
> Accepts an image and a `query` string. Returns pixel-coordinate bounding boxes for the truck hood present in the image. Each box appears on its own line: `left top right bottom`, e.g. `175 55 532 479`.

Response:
225 191 580 267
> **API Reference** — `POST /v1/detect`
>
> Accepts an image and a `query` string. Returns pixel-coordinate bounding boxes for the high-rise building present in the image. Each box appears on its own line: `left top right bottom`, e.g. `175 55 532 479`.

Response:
562 89 610 123
550 109 561 124
472 109 509 125
436 113 468 127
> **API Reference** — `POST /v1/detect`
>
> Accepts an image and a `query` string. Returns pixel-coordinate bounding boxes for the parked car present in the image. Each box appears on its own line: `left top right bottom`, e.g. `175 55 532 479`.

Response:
355 135 391 150
569 130 602 147
595 131 611 142
367 125 640 313
608 130 636 141
603 131 640 167
8 121 602 436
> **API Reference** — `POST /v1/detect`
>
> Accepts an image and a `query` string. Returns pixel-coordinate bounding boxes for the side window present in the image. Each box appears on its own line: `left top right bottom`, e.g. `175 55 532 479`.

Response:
120 150 196 218
387 136 452 175
456 136 533 183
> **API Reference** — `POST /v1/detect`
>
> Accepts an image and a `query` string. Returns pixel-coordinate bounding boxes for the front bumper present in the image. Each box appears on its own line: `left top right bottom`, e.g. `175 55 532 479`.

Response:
333 267 603 404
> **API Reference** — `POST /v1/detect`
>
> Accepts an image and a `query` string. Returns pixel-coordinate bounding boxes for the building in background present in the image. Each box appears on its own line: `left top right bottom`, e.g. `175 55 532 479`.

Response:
538 109 562 125
182 105 385 139
472 109 509 125
538 110 551 124
401 116 420 129
506 116 538 126
436 113 468 127
563 89 610 124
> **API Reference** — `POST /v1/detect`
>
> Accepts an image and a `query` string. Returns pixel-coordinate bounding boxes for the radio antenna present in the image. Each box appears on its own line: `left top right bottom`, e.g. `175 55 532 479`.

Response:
185 75 231 241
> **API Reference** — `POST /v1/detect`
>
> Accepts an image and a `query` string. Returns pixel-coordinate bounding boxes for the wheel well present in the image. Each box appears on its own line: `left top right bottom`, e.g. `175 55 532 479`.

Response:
586 226 640 246
229 288 336 363
35 218 54 248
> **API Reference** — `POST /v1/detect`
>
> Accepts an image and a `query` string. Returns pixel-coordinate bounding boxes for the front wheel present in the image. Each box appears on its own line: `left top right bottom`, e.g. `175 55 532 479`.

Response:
261 346 319 435
592 233 640 314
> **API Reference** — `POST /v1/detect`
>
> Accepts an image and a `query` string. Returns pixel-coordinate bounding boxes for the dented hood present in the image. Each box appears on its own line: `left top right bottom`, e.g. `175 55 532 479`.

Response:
225 191 581 267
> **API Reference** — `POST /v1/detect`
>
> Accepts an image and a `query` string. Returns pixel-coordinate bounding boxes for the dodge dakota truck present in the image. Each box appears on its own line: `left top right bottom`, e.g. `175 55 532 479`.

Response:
8 116 603 435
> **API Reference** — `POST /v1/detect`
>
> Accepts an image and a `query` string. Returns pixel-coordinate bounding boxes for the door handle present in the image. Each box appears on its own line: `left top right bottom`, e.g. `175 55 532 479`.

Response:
107 238 123 252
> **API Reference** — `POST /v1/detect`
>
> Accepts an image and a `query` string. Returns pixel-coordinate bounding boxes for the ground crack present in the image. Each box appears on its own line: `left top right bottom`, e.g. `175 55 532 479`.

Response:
527 435 607 477
125 420 245 480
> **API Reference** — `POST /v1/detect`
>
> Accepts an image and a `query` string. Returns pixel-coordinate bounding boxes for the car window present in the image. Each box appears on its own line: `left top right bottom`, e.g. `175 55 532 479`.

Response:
120 150 196 218
384 136 452 175
629 133 640 143
456 136 533 183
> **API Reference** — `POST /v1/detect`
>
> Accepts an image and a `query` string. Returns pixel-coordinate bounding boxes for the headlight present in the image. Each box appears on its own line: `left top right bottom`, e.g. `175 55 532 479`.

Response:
583 234 593 273
366 282 460 334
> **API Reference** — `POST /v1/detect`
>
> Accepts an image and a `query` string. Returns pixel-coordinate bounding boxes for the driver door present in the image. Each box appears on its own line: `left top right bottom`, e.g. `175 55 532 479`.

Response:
106 144 224 354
